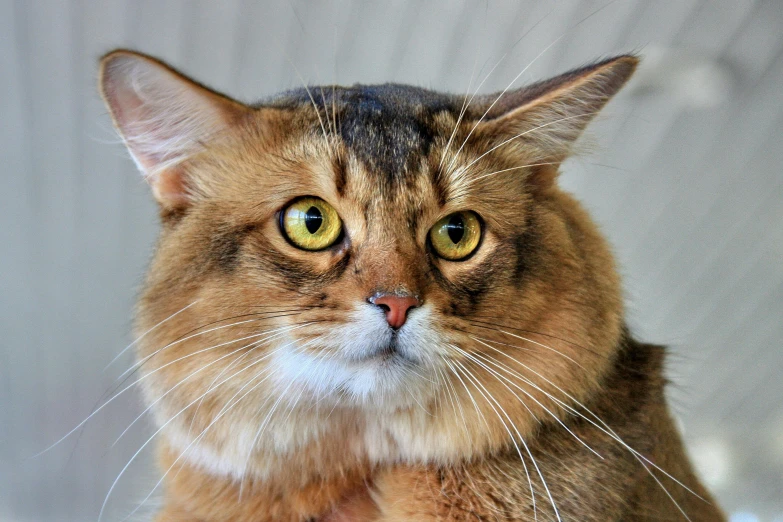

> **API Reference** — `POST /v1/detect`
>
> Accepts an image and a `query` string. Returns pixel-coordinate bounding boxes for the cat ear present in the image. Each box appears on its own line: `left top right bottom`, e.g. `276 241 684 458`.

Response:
475 55 638 166
99 50 248 209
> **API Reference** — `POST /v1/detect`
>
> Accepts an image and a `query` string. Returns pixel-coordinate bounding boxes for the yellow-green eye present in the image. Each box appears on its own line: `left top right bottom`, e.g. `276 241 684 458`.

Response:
281 197 343 251
429 211 481 260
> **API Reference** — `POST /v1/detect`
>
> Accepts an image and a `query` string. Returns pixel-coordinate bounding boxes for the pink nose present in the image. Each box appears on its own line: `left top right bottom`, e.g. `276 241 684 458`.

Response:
371 295 420 329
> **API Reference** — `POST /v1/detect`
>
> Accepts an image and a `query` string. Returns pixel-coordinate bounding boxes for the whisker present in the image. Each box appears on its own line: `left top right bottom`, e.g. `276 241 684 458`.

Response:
103 300 199 371
237 335 325 499
440 6 556 170
459 340 603 460
101 353 275 521
319 85 336 139
430 364 444 418
183 346 259 439
441 356 491 433
456 111 603 178
438 3 554 173
286 57 333 157
448 355 543 520
446 35 568 173
468 161 559 184
402 375 433 417
438 364 471 443
469 335 706 510
111 340 260 450
181 329 288 442
467 317 608 360
398 362 437 385
439 18 484 170
465 323 586 370
444 1 624 175
109 331 318 522
33 320 312 458
442 354 544 518
119 310 312 380
111 322 312 448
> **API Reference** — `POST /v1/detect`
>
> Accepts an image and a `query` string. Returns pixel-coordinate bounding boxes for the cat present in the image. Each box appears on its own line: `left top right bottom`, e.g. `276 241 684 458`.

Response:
98 49 725 521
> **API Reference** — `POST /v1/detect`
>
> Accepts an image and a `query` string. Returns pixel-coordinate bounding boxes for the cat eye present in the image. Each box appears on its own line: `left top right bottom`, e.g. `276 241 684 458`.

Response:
281 197 343 251
429 211 481 261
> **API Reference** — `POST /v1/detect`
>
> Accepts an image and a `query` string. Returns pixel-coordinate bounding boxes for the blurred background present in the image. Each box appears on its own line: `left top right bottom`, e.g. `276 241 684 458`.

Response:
1 0 781 520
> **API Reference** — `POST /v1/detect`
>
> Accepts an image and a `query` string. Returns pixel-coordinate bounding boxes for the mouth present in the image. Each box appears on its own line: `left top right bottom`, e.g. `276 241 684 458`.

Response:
350 335 411 364
371 344 399 361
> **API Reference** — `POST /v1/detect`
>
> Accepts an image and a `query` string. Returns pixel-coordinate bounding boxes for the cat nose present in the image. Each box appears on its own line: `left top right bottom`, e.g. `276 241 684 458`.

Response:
369 294 420 329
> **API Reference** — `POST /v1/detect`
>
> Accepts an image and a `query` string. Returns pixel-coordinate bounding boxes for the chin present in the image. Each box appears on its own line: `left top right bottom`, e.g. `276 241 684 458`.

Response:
272 343 436 412
343 353 436 408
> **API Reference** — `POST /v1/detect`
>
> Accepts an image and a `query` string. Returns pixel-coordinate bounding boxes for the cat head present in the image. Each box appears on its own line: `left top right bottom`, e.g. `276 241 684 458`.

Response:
100 50 636 471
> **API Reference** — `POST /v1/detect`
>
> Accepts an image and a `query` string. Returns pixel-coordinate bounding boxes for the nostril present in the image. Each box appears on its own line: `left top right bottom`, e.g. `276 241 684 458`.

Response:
370 294 421 329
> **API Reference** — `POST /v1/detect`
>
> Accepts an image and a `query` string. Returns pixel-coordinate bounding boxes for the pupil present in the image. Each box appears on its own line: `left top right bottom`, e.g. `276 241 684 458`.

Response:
304 206 323 234
446 215 465 244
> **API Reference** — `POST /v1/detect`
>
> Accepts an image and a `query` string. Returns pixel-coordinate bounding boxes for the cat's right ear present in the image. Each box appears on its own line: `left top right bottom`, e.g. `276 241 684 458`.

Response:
99 50 249 210
472 55 638 169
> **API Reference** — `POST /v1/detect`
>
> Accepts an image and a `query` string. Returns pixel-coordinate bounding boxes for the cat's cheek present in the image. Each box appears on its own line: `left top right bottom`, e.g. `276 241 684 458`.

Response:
395 304 452 364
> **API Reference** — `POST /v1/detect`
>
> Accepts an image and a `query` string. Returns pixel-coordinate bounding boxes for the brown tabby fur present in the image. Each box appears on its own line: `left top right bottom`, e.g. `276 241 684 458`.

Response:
99 50 724 521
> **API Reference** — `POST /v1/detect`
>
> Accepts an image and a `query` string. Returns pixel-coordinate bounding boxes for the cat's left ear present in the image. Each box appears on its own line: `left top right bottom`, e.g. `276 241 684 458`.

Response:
99 50 249 209
475 55 638 167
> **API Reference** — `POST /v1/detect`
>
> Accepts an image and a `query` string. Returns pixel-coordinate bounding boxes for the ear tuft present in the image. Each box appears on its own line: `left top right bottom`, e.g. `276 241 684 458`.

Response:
476 54 639 164
99 50 246 208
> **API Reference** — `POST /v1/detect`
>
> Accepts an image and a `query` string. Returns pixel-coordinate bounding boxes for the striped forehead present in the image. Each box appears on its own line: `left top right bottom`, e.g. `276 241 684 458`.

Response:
337 85 437 191
273 84 461 195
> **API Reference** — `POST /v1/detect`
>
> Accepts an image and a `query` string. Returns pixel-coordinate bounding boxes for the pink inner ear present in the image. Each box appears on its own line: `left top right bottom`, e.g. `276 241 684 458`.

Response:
100 51 248 208
113 94 172 170
101 58 192 175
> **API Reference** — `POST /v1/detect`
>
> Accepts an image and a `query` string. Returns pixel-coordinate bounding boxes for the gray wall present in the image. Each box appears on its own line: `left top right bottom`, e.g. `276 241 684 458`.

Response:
1 1 781 520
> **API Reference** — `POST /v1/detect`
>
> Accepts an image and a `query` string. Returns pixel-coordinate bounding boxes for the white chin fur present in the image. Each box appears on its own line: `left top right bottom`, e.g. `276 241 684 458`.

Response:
272 303 445 409
158 304 460 481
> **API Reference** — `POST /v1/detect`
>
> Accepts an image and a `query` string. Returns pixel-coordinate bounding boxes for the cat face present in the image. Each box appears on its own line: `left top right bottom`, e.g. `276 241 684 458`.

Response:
101 51 635 475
